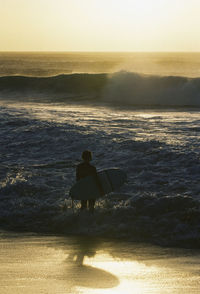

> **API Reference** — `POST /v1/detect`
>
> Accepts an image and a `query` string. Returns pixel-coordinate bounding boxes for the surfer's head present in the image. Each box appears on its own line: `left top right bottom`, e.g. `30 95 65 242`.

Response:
82 150 92 162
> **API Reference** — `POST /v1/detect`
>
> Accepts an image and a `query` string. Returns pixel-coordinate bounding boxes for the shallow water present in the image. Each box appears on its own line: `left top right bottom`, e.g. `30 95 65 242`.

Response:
0 232 199 294
0 101 200 247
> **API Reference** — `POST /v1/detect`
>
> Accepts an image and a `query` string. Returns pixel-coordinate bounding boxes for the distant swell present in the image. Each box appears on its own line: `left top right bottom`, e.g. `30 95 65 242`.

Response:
0 74 107 99
1 72 200 107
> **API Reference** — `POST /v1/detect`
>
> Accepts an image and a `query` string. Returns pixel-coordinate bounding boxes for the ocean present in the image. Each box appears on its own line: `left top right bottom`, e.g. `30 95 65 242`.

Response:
0 52 200 248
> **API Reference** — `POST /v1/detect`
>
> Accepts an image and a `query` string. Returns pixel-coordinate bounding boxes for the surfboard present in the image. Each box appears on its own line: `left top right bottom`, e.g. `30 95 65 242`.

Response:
69 168 127 200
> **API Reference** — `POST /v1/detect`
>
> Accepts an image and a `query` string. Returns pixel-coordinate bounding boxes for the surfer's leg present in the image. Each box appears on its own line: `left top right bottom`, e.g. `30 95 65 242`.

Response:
81 200 87 210
89 199 95 212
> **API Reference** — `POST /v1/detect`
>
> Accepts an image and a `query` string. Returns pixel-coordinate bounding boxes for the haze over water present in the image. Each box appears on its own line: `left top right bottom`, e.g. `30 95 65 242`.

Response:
1 52 200 77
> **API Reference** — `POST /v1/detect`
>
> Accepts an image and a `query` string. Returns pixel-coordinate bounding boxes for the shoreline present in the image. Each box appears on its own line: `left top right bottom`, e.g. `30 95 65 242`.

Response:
0 232 200 294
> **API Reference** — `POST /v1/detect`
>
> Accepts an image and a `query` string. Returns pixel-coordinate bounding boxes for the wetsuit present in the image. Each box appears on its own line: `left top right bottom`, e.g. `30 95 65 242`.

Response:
76 162 98 211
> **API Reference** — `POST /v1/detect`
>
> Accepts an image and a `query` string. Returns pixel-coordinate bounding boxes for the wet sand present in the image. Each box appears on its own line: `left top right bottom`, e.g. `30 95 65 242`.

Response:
0 232 199 294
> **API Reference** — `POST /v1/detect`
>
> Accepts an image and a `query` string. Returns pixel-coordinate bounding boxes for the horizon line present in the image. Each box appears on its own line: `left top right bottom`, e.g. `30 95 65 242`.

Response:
1 50 200 53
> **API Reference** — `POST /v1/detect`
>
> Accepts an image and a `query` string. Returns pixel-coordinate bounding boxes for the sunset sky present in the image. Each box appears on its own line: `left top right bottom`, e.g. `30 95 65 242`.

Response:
1 0 200 51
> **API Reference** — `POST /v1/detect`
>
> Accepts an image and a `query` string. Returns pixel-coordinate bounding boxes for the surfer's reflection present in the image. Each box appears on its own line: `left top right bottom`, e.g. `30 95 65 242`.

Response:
66 236 97 265
65 237 119 289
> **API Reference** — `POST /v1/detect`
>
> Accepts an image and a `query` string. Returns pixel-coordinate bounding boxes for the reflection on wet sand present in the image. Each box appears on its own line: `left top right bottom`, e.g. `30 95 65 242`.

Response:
64 236 119 289
0 233 199 294
66 264 119 289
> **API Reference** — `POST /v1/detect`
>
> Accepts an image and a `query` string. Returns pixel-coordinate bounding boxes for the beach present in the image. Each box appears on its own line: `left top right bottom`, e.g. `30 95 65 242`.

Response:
0 232 200 294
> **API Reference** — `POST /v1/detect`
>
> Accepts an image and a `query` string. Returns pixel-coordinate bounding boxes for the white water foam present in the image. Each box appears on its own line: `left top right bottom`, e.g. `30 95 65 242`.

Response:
0 102 200 248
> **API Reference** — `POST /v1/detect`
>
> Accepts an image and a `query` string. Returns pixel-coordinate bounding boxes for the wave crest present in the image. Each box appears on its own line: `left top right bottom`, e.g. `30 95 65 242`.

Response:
1 72 200 107
103 71 200 107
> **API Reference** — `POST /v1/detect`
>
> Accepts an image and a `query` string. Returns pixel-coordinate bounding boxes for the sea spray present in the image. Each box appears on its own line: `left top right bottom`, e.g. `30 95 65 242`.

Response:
0 103 200 248
1 72 200 107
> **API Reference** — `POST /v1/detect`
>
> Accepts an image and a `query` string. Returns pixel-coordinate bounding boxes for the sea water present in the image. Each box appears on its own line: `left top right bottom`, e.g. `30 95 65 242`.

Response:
0 52 200 248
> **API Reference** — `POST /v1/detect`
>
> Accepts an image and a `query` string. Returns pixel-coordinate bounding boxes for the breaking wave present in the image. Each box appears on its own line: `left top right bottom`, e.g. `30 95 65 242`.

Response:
1 178 200 248
0 104 200 248
1 72 200 107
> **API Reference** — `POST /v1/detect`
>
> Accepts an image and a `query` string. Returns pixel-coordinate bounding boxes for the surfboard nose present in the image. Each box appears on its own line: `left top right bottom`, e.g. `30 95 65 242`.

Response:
105 168 127 190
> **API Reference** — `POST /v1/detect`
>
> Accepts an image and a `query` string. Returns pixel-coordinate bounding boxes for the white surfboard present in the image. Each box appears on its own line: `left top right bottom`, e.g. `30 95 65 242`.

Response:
69 168 127 200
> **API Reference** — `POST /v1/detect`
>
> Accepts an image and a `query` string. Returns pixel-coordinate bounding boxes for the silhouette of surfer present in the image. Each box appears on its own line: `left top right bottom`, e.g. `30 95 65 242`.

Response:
76 150 103 212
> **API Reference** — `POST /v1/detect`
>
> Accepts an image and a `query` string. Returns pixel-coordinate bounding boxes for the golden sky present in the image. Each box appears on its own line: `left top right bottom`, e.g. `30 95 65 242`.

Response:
1 0 200 51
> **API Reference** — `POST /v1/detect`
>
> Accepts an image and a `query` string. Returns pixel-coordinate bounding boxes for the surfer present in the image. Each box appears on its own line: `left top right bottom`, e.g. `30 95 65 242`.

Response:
76 150 103 212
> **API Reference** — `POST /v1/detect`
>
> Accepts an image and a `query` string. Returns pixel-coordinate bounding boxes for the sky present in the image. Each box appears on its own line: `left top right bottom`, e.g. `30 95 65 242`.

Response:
1 0 200 52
